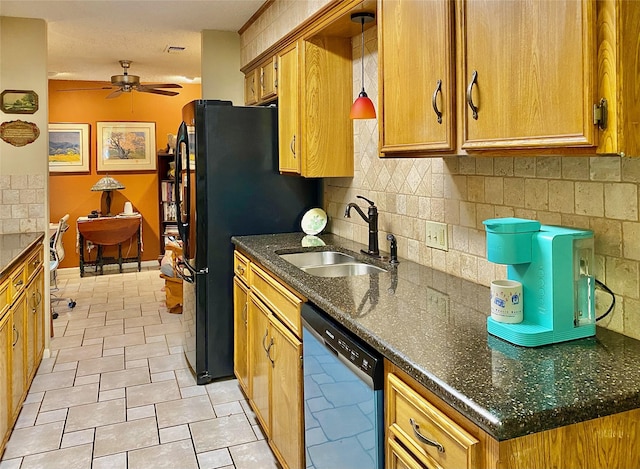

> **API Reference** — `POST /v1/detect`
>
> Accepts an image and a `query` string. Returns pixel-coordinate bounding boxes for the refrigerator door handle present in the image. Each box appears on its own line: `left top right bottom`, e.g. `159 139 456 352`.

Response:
175 122 190 255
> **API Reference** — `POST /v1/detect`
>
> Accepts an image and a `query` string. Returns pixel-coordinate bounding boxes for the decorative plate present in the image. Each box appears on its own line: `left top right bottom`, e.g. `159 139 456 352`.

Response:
301 235 326 247
301 208 327 235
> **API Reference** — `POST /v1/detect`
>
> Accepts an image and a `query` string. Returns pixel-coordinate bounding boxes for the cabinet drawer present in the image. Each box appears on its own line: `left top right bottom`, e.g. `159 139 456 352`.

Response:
234 251 250 285
25 246 43 282
10 265 26 301
387 373 479 469
249 263 303 338
387 437 427 469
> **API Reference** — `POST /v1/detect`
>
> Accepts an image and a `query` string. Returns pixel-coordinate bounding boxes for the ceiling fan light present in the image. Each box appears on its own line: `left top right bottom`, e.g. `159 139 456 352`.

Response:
350 89 376 119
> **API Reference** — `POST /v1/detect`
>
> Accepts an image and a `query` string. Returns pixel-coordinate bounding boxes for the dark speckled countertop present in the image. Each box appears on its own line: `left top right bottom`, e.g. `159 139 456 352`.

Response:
0 232 45 279
232 232 640 441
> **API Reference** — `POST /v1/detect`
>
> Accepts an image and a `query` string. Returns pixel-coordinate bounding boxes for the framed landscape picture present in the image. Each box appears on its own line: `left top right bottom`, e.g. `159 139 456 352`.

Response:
1 89 39 114
97 121 156 171
48 123 90 173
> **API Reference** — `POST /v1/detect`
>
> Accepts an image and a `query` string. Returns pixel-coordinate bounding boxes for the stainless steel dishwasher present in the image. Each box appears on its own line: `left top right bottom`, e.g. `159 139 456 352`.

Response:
302 302 384 469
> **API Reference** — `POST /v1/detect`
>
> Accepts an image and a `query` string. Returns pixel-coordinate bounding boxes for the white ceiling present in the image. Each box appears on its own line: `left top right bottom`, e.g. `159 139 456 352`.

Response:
0 0 265 85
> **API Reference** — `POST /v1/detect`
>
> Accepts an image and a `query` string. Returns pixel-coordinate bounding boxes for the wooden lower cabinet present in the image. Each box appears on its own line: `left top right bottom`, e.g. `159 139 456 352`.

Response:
248 293 271 435
0 311 11 453
386 360 640 469
233 276 249 395
10 293 26 424
25 267 44 382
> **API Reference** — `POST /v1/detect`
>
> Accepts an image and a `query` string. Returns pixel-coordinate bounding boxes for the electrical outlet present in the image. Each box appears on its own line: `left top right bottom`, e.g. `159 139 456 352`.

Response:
427 287 450 321
425 221 448 251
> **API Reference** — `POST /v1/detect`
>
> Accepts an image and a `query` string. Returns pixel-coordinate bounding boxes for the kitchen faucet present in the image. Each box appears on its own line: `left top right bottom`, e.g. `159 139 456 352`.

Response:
345 195 380 257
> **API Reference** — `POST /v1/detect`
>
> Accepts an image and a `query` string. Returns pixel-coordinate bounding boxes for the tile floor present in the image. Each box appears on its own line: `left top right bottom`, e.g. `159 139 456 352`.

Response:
0 266 279 469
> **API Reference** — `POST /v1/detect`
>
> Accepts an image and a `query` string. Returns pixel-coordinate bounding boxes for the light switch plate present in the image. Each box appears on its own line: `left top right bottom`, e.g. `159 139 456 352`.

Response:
425 221 448 251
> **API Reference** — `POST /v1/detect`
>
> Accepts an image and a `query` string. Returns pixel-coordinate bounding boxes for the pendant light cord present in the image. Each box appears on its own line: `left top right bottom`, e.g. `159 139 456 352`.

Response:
360 18 365 92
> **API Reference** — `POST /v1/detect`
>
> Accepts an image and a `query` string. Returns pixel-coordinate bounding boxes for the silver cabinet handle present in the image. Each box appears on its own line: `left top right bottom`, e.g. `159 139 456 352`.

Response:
466 70 479 120
266 337 275 367
409 418 445 453
432 79 443 124
31 290 42 311
290 135 296 158
12 325 19 347
262 329 269 352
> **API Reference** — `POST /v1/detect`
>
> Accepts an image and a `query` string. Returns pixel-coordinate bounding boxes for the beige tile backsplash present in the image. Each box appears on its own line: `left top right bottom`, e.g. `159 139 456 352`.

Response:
0 175 47 234
242 10 640 340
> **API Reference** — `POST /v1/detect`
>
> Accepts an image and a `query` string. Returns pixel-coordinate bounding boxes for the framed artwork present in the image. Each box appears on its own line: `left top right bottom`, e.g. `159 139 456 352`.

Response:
48 123 90 173
97 121 156 171
0 90 39 114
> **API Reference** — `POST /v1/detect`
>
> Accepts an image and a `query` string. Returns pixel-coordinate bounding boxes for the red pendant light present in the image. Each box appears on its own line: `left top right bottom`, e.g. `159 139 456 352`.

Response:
350 12 376 120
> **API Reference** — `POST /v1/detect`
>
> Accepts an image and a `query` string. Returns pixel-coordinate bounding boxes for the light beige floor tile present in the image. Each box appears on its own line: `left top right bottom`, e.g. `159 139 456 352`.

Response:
175 368 198 388
103 331 145 350
93 416 159 458
197 448 233 469
127 404 156 421
24 391 44 405
14 403 39 429
125 358 149 369
205 378 244 405
40 383 99 412
125 341 169 361
159 424 191 444
19 443 92 469
126 380 180 408
128 439 198 469
148 353 189 374
124 294 157 307
81 338 103 346
56 344 103 364
151 371 175 383
92 452 127 469
29 369 76 393
145 335 166 344
213 401 243 417
229 440 279 469
49 335 83 351
52 361 78 372
166 334 184 348
156 395 215 428
99 388 126 402
100 366 150 391
3 421 64 459
61 429 95 448
180 385 208 398
65 398 126 432
83 324 124 340
35 357 55 375
65 317 105 331
252 424 266 440
89 302 125 313
103 347 124 357
74 374 100 386
34 408 67 426
76 355 124 377
106 308 142 321
0 457 22 469
124 315 162 329
190 414 256 453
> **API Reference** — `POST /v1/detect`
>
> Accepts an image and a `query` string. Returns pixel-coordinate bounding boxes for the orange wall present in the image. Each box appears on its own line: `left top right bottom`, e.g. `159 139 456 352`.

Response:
49 80 201 268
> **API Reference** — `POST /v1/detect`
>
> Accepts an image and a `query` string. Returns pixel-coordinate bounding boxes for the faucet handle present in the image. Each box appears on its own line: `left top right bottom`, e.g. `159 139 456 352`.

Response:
387 234 399 264
357 195 375 206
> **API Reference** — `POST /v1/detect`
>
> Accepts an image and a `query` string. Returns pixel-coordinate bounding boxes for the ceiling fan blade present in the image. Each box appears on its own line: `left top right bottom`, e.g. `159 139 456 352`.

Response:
138 83 183 89
137 88 180 97
106 89 124 99
58 86 114 92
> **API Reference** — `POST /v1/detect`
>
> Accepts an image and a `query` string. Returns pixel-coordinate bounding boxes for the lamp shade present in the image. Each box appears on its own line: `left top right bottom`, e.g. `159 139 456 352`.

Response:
350 90 376 119
91 176 125 192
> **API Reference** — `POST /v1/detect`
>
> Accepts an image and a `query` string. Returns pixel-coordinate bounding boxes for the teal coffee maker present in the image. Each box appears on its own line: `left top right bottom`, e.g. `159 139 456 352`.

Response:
483 218 596 347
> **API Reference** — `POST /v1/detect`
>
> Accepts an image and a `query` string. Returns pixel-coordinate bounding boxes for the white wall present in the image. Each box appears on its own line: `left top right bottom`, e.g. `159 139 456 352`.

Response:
201 30 243 105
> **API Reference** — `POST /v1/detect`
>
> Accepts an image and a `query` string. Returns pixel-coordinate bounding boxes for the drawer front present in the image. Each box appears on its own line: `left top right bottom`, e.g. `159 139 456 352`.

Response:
249 263 303 338
10 265 26 300
234 251 250 285
387 437 430 469
25 246 44 282
387 373 479 469
0 278 10 316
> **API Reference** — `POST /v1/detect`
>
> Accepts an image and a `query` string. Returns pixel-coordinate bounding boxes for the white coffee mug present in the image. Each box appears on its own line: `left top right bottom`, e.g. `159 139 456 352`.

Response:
490 279 523 324
123 201 133 215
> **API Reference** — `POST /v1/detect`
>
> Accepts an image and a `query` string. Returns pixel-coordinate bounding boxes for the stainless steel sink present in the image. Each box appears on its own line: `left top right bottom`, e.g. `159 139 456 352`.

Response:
279 250 387 277
300 263 386 277
279 251 355 268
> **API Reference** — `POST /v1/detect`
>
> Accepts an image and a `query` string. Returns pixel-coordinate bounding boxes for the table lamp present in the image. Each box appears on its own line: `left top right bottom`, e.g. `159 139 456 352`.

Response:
91 175 125 216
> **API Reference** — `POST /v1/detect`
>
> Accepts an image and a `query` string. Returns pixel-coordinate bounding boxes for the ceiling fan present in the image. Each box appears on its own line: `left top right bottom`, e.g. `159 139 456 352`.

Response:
60 60 182 99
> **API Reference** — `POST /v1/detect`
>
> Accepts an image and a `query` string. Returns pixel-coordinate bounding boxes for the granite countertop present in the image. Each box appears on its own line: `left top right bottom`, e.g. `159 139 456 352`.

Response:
0 232 45 279
232 232 640 441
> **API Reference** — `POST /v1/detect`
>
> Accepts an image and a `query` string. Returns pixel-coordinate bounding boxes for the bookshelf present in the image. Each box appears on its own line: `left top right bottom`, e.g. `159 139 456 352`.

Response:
157 151 179 255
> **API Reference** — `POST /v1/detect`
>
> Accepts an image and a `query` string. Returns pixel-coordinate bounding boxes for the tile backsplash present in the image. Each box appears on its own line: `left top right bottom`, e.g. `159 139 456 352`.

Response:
0 175 47 234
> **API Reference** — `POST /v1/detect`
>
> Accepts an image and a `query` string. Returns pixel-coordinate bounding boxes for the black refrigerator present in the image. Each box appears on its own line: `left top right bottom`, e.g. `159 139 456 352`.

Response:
175 100 320 385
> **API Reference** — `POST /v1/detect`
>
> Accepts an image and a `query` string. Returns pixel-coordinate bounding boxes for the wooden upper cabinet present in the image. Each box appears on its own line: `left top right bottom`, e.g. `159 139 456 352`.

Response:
379 0 455 155
244 68 258 105
277 42 301 174
459 0 596 150
259 56 278 102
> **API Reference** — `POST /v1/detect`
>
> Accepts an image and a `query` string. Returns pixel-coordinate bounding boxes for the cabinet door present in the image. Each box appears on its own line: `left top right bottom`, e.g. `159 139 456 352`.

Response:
233 276 249 396
10 293 26 421
277 42 301 174
269 316 303 469
259 56 278 102
0 312 10 451
379 0 455 154
26 268 44 381
245 69 258 105
248 293 271 436
460 0 595 150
